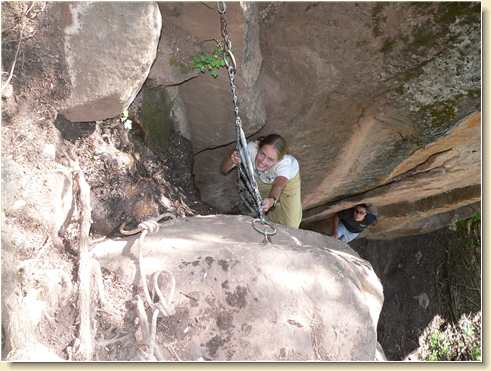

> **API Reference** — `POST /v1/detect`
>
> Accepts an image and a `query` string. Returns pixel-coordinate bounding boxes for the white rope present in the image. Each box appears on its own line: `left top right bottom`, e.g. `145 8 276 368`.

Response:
134 218 180 361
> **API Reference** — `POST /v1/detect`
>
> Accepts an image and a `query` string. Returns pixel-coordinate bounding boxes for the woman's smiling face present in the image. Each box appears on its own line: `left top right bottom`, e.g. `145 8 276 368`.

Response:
255 144 279 171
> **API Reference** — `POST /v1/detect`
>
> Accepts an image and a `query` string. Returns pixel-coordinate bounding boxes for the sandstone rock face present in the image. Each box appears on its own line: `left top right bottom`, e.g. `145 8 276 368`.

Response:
91 215 384 361
60 2 161 122
146 2 265 149
1 2 481 238
187 2 480 237
303 112 481 239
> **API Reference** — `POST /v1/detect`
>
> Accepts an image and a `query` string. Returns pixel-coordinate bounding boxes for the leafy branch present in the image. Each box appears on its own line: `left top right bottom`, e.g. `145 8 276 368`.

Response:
191 46 226 78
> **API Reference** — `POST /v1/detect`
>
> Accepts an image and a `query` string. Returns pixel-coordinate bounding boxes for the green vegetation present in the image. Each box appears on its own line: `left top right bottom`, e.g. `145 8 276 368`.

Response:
169 55 193 75
417 212 482 361
400 2 479 60
399 66 423 84
428 102 457 128
466 89 480 99
418 312 481 361
427 330 450 361
436 2 481 26
380 38 396 54
410 2 435 11
371 3 387 37
410 2 480 28
142 87 174 152
402 21 444 58
191 46 226 78
411 25 436 49
455 212 481 249
414 90 479 140
417 100 458 130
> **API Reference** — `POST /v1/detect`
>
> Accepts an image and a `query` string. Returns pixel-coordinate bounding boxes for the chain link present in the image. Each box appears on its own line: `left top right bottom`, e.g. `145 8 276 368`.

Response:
217 1 266 223
217 2 277 242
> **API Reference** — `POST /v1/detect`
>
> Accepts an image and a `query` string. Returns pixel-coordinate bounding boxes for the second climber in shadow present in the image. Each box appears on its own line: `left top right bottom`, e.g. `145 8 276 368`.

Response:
331 204 377 243
222 133 302 229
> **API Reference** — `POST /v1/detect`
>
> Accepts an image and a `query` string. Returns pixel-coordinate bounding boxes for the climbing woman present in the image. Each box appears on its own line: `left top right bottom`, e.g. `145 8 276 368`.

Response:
222 134 302 229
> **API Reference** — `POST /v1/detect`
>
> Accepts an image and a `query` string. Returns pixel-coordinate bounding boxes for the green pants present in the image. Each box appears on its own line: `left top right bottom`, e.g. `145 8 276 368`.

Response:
257 173 302 229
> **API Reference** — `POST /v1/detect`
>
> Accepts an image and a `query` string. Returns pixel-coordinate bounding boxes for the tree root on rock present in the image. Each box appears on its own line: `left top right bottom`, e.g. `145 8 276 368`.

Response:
72 165 94 361
4 148 183 361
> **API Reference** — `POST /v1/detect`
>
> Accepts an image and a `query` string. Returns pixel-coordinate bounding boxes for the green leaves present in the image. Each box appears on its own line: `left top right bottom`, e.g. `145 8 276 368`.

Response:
454 212 481 249
419 312 481 361
191 47 226 78
428 331 451 361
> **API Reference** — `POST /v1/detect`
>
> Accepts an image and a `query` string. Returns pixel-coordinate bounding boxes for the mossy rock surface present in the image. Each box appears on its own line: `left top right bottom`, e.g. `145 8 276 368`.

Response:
142 87 174 153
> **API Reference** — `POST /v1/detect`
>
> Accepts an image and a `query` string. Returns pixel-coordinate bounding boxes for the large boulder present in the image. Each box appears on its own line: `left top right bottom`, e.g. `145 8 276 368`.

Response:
2 2 161 122
90 215 384 361
60 2 161 122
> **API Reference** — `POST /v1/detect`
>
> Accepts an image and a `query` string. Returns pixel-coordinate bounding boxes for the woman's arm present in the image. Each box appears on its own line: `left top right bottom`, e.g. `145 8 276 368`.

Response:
332 214 340 238
261 176 288 212
222 150 241 174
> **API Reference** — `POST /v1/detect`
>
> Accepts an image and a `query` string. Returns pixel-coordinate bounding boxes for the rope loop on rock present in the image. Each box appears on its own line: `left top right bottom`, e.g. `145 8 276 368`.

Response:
136 218 175 317
133 215 179 361
119 213 176 236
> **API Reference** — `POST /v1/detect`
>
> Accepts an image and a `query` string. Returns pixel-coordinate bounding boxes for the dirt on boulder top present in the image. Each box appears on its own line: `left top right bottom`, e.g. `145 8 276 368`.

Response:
56 111 216 236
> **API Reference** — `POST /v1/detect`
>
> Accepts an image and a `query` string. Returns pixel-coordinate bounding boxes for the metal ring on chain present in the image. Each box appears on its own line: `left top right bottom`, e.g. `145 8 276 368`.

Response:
217 1 226 14
223 49 237 70
251 218 277 238
217 0 267 226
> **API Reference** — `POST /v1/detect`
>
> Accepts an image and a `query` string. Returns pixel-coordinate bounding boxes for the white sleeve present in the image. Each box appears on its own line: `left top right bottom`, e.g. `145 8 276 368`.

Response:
275 156 299 180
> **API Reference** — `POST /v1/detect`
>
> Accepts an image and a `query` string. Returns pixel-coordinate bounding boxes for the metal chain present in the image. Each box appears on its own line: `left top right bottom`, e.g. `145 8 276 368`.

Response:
217 2 263 219
217 2 277 242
